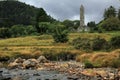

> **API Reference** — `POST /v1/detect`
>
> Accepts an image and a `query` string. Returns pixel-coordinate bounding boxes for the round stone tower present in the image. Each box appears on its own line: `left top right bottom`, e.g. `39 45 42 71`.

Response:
78 5 85 32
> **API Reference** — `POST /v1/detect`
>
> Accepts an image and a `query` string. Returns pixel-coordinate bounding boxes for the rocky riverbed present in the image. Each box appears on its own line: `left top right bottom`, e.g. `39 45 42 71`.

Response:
0 56 120 80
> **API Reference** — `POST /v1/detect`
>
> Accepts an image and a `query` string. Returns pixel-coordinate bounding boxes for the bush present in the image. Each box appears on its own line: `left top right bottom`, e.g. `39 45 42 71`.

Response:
111 59 120 68
72 37 111 51
110 36 120 49
84 60 94 68
52 25 68 43
91 37 110 51
72 38 91 51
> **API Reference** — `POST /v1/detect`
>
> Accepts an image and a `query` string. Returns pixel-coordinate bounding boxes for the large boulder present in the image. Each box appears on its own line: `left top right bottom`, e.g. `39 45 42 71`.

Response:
22 59 39 69
37 56 49 63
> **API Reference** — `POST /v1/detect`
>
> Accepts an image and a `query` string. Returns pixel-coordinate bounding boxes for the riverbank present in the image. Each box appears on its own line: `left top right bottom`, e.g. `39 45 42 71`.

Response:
0 59 120 80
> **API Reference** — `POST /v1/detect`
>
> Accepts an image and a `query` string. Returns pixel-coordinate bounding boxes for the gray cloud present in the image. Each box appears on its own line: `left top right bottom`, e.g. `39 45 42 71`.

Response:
19 0 120 24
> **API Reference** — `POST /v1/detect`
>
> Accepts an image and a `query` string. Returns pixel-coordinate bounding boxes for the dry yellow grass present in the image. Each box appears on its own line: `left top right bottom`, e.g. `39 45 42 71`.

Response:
90 53 108 62
0 32 119 58
76 49 120 67
76 53 92 62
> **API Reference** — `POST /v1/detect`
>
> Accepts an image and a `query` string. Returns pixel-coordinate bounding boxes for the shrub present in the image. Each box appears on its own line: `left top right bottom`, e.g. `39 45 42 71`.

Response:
110 36 120 49
72 38 91 51
72 37 111 51
52 25 68 43
91 37 110 51
84 60 94 68
111 59 120 68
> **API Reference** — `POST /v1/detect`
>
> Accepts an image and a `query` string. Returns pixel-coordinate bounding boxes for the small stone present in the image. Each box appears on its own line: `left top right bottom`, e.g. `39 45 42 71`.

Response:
37 56 48 63
12 76 22 80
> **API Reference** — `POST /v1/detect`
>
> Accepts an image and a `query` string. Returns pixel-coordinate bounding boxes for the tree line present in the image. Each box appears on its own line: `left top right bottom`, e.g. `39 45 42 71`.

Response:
0 0 120 43
87 6 120 32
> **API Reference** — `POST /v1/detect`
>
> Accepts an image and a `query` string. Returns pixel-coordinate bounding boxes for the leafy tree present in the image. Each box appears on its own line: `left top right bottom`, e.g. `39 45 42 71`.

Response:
25 25 37 35
73 20 80 30
104 6 116 19
10 25 27 37
87 21 96 32
37 22 49 34
52 25 68 43
98 17 120 31
62 20 74 30
62 20 80 31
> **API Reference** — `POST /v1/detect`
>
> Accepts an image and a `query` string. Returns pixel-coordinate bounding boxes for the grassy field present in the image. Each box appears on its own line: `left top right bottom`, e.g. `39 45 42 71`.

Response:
0 32 119 58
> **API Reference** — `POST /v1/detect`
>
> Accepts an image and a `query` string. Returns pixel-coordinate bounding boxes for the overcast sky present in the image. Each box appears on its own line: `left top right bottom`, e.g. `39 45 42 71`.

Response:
19 0 120 24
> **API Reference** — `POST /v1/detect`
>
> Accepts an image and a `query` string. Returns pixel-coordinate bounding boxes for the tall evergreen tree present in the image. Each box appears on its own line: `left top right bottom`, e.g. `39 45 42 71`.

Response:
104 9 108 19
104 6 116 19
118 9 120 20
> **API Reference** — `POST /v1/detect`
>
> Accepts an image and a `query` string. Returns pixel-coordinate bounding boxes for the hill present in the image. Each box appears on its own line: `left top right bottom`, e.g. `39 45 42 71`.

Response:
0 0 55 27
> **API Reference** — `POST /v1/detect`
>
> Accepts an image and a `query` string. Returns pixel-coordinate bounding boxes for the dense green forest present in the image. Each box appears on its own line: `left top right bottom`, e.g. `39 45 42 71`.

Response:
0 0 55 27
